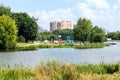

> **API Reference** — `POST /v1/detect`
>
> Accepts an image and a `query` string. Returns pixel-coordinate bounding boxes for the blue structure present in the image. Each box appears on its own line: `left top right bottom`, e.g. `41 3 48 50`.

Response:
66 36 74 44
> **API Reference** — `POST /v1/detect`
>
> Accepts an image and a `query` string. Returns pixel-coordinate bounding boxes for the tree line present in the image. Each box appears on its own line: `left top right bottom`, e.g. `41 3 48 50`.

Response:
74 18 106 43
107 31 120 40
0 4 108 50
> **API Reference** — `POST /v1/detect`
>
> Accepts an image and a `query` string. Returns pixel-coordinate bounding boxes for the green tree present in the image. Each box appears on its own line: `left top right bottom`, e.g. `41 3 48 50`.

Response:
60 29 74 40
17 35 25 42
107 31 120 40
0 4 11 16
0 15 18 50
52 29 74 40
50 34 57 41
38 31 55 41
52 30 61 36
11 13 39 42
91 26 106 43
74 18 93 42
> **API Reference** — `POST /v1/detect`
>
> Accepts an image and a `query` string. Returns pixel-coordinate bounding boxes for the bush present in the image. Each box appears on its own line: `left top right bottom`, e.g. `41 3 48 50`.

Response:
76 63 119 74
17 35 25 42
0 15 18 50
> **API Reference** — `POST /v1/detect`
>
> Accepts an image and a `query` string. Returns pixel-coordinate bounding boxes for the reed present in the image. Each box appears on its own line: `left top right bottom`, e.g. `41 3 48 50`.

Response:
0 61 120 80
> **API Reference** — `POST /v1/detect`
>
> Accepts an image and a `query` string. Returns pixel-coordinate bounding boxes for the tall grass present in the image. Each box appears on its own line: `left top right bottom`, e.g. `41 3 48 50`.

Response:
0 62 120 80
76 63 119 74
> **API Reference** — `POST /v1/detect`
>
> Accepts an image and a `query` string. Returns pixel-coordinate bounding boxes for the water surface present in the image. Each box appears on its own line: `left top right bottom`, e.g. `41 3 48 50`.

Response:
0 43 120 67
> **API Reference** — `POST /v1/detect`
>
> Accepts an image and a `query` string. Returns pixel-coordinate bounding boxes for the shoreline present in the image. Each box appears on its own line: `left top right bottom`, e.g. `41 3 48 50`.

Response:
15 42 109 51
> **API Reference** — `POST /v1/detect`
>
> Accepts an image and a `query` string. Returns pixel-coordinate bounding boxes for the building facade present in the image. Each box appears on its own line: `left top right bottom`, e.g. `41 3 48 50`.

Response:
50 21 73 31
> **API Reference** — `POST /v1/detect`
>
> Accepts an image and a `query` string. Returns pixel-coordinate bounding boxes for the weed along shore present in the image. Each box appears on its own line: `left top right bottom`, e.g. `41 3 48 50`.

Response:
16 42 109 51
0 61 120 80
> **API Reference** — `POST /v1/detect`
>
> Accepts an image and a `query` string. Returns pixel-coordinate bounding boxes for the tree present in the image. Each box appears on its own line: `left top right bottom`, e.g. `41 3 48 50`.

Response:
11 13 39 42
60 29 74 40
17 35 25 42
0 15 18 50
0 4 11 16
38 31 57 41
91 26 106 43
74 18 93 42
50 34 57 41
52 29 74 40
52 30 61 36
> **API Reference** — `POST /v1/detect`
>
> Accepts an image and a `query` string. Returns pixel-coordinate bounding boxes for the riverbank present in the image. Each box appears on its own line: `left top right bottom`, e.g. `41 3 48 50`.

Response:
107 40 120 42
16 42 109 51
0 62 120 80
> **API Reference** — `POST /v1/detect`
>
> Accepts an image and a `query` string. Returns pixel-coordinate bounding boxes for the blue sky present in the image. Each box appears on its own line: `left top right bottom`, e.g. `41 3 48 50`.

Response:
0 0 120 32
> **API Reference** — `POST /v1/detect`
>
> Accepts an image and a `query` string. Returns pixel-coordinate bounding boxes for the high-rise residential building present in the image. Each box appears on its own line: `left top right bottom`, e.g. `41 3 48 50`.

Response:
50 21 73 31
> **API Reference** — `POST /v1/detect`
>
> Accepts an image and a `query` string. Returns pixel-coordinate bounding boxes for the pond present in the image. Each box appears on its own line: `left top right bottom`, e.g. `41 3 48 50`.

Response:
0 42 120 68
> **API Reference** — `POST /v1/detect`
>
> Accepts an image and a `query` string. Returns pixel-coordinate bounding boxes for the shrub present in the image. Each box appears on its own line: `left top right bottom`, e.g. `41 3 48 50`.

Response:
17 35 25 42
0 15 18 50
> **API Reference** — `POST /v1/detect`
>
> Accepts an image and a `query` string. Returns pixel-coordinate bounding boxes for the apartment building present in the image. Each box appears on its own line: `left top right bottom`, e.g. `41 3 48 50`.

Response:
50 21 73 31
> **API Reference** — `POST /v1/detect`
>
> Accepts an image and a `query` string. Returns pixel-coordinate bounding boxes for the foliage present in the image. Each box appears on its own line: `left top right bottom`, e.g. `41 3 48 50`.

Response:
74 18 106 43
0 4 11 16
74 18 93 42
17 35 25 42
0 67 35 80
90 26 106 43
0 62 120 80
75 43 108 49
76 63 119 74
107 31 120 40
39 31 50 41
38 31 57 41
52 29 74 40
16 42 108 51
16 45 38 51
38 29 74 41
11 12 39 42
0 15 18 50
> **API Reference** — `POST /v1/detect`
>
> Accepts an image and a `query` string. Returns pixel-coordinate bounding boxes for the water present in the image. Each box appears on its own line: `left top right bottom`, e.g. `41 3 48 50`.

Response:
0 43 120 68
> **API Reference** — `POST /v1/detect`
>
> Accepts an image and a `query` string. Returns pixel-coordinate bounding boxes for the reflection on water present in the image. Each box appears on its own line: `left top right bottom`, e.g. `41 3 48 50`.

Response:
0 42 120 68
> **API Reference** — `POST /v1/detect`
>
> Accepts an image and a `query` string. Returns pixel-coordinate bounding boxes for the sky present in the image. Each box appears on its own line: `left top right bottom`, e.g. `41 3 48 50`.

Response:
0 0 120 32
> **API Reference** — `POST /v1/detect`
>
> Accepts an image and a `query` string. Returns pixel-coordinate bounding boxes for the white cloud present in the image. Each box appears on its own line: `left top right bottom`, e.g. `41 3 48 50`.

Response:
85 0 110 9
77 2 96 20
35 10 49 22
48 8 74 21
29 0 120 32
112 5 119 10
76 0 120 31
117 0 120 3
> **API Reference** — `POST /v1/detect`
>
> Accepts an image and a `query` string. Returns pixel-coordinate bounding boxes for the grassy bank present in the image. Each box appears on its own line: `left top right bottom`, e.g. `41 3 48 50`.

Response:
75 43 109 49
0 62 120 80
16 42 109 51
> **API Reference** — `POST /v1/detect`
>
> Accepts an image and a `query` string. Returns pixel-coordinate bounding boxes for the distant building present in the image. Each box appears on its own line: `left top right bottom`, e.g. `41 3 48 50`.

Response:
50 21 73 31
